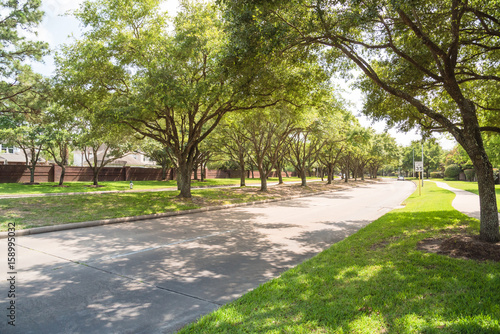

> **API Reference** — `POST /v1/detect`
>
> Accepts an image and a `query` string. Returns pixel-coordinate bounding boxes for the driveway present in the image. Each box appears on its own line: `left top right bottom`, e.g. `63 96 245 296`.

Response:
0 179 415 333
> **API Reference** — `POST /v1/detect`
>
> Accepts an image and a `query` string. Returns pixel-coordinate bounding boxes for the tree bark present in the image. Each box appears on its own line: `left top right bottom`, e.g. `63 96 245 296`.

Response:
240 168 246 187
327 163 334 185
277 161 284 185
178 162 193 198
59 165 66 186
29 165 35 184
259 167 268 191
449 101 499 242
176 169 181 190
300 170 307 187
161 164 167 180
92 169 99 186
193 166 198 181
200 164 206 182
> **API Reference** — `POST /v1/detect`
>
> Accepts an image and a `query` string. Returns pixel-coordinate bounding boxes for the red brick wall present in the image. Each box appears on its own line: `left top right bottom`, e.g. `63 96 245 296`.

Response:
0 165 296 183
0 165 54 183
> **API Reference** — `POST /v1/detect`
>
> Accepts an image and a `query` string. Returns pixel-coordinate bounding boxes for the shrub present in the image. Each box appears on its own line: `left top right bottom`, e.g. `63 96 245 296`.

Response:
464 169 475 181
444 164 461 180
430 172 443 179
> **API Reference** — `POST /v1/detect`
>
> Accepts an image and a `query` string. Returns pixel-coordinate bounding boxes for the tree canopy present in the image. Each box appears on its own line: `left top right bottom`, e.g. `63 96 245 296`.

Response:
219 0 500 242
0 0 48 114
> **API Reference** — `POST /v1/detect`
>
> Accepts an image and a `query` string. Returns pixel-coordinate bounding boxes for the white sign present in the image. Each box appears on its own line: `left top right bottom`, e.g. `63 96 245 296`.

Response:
415 161 424 172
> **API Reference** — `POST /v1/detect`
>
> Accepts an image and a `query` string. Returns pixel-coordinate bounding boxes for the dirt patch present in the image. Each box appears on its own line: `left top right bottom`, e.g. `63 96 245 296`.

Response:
370 236 401 250
177 180 369 207
417 234 500 262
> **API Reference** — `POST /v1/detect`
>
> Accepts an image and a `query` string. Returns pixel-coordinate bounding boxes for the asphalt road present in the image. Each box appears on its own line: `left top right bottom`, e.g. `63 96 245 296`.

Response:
0 179 415 334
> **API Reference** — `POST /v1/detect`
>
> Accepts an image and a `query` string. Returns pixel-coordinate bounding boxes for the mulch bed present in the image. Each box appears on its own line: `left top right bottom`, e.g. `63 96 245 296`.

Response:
417 234 500 262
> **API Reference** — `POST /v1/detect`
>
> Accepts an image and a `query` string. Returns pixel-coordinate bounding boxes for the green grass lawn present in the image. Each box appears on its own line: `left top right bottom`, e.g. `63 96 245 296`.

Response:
0 187 276 231
0 177 319 196
179 182 500 333
433 179 500 212
0 179 329 232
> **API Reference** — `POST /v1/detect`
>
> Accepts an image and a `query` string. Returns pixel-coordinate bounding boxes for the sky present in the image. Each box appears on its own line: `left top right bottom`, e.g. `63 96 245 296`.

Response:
32 0 456 150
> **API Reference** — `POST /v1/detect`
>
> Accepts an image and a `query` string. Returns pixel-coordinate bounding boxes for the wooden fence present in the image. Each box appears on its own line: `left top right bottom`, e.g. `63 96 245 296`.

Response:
0 165 295 183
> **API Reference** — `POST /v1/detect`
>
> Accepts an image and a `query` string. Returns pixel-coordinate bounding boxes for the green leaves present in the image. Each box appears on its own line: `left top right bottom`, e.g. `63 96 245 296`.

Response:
0 0 48 114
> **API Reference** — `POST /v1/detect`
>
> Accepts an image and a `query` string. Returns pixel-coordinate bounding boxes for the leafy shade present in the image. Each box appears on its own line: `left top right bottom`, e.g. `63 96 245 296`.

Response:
220 0 500 242
0 0 48 114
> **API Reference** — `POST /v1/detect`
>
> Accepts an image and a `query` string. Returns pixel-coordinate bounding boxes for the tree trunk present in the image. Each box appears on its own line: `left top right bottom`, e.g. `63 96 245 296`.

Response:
176 169 181 190
200 164 206 182
193 166 198 181
459 101 499 242
259 168 268 191
161 164 168 180
29 165 35 184
178 162 193 198
300 170 307 187
239 160 246 187
277 161 283 185
470 149 500 242
93 170 99 186
327 163 333 185
59 165 66 186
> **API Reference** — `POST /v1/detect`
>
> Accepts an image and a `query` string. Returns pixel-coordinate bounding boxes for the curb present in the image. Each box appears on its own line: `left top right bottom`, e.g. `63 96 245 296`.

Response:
0 188 340 239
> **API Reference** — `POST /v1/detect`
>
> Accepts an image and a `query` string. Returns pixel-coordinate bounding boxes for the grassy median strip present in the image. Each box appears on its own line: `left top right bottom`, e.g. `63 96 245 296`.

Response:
0 182 334 232
178 182 500 334
0 177 315 196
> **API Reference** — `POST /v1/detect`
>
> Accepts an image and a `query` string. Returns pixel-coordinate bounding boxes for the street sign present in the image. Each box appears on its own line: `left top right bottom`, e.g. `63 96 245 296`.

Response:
415 161 424 172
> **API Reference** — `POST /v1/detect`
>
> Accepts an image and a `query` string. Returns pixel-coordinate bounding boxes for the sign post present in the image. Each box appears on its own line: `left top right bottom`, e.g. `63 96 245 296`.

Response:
415 161 424 196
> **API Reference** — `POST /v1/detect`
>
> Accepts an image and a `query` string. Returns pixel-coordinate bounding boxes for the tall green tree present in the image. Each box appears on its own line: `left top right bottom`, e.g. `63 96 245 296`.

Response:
44 106 76 186
0 0 48 114
318 106 354 184
243 106 298 191
139 139 172 181
221 0 500 242
58 0 325 198
366 132 398 179
212 115 251 187
287 117 325 187
0 113 45 183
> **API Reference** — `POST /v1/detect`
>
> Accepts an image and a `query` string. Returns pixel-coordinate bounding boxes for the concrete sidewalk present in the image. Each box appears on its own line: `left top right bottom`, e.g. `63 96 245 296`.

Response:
433 181 500 220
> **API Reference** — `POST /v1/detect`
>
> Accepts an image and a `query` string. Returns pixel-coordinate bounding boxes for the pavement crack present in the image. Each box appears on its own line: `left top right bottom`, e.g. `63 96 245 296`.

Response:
17 243 224 307
79 261 223 307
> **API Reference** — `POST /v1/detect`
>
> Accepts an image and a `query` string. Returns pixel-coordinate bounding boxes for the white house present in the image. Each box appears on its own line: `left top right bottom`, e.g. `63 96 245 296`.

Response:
73 147 156 167
0 144 46 165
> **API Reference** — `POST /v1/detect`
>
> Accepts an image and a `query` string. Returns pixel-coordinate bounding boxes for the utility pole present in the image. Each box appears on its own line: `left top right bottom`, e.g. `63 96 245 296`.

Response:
422 140 424 187
412 148 415 178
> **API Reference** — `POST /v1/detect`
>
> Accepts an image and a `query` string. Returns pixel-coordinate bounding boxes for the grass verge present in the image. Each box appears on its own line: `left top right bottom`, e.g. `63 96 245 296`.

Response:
178 182 500 333
0 177 320 196
0 181 337 232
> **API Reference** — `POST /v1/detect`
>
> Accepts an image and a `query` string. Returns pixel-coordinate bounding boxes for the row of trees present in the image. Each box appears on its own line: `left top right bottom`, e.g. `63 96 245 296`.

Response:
0 0 498 242
218 0 500 242
201 102 399 191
